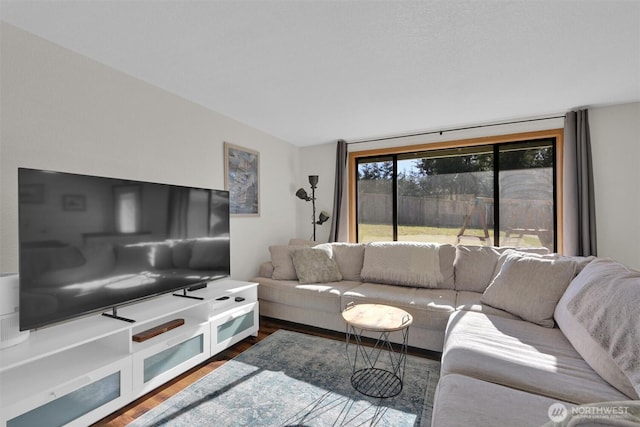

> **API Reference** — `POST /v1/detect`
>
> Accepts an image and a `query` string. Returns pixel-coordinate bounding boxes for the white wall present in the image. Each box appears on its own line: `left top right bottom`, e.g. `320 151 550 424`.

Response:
0 23 299 280
295 142 336 243
589 102 640 269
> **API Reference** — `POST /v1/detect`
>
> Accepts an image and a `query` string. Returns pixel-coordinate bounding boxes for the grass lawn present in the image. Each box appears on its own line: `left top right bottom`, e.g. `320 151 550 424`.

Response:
358 223 544 247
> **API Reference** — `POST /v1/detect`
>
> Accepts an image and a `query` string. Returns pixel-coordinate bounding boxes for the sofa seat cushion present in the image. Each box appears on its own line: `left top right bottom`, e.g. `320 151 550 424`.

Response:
442 311 629 404
455 290 520 320
343 283 456 331
257 277 361 313
432 373 575 427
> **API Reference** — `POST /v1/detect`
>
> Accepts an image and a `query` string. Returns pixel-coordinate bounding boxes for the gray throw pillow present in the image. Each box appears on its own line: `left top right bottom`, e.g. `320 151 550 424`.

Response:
291 247 343 284
481 252 577 327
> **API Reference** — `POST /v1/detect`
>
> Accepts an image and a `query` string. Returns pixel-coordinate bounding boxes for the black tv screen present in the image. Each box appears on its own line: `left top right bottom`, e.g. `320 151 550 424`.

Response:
18 168 230 330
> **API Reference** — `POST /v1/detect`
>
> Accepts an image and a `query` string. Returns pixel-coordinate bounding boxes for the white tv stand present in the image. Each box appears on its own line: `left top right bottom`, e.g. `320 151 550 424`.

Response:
0 279 259 427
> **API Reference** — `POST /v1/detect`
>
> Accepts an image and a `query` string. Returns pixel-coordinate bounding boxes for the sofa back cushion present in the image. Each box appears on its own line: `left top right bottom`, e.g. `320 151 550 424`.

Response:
269 245 305 280
360 241 445 288
454 245 551 292
555 258 640 399
329 243 365 281
454 245 502 292
172 240 194 268
438 244 456 289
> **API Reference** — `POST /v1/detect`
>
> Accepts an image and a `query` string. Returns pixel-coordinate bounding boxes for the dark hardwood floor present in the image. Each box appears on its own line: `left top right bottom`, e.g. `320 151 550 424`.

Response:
93 316 440 427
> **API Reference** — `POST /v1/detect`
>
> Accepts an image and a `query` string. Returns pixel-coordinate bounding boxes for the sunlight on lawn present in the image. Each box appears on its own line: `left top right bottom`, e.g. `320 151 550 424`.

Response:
358 224 542 247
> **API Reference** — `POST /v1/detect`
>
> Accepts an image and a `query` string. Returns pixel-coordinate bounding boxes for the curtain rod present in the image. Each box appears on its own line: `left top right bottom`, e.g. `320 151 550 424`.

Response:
346 115 566 145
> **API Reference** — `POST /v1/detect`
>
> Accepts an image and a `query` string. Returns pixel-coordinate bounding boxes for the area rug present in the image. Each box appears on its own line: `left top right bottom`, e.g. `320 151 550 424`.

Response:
128 329 440 426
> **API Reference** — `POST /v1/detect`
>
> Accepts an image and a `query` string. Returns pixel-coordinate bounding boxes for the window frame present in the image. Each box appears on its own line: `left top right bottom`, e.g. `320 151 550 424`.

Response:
348 129 564 250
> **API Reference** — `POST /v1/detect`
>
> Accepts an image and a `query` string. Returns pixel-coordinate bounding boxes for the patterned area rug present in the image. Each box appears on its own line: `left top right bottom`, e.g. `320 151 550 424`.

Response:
128 329 440 426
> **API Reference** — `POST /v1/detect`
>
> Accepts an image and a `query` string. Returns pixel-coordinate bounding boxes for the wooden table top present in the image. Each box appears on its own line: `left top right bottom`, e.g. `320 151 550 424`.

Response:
342 303 413 332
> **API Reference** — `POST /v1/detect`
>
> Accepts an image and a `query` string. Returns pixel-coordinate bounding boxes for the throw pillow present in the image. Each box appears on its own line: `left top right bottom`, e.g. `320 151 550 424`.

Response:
490 248 555 280
481 252 577 327
269 245 305 280
291 246 343 284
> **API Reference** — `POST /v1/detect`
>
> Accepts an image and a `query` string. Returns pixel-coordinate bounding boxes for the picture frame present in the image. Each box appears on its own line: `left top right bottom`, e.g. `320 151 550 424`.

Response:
62 194 86 211
224 142 260 216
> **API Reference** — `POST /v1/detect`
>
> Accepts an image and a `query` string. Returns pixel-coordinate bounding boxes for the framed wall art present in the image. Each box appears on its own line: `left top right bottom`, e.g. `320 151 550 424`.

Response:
224 142 260 216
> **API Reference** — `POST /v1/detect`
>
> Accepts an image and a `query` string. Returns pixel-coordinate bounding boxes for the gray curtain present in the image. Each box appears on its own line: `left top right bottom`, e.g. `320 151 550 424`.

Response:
329 139 347 242
563 110 597 256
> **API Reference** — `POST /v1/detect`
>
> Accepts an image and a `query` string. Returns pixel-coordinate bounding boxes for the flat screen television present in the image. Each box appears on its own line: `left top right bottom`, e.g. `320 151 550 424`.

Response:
18 168 230 330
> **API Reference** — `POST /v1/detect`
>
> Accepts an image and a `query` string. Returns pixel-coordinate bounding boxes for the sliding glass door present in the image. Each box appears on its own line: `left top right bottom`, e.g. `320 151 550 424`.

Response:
355 137 557 251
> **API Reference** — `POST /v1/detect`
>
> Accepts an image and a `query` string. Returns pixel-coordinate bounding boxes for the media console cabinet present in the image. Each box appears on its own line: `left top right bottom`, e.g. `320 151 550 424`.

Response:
0 279 259 427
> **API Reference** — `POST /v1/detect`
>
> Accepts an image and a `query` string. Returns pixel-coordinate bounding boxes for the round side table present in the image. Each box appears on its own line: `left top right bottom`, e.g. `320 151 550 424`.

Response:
341 302 413 398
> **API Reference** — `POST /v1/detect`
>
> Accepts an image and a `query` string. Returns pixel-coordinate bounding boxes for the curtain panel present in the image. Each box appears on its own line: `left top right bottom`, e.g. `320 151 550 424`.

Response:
563 110 597 256
329 139 348 242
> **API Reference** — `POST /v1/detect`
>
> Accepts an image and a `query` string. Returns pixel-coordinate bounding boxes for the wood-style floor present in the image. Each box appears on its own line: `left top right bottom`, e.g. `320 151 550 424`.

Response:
92 316 440 427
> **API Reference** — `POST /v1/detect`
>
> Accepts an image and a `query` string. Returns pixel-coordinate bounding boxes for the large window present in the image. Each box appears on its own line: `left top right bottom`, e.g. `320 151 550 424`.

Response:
352 131 560 251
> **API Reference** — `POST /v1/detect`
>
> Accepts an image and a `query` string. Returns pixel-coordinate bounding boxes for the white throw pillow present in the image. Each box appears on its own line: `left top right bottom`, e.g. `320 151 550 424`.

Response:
481 252 577 327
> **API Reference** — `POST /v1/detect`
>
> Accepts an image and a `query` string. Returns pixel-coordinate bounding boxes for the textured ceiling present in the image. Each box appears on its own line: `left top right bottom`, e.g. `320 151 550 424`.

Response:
1 1 639 146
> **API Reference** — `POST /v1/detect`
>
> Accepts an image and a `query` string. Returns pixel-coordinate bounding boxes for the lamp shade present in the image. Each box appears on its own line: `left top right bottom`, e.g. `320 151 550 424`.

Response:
296 188 309 201
317 211 330 225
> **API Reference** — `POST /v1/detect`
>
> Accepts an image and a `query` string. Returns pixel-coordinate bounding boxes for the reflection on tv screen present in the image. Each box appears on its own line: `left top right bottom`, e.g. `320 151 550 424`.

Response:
18 168 231 330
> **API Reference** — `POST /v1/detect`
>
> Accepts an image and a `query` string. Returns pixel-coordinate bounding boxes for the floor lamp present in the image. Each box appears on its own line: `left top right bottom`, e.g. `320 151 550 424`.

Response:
296 175 330 241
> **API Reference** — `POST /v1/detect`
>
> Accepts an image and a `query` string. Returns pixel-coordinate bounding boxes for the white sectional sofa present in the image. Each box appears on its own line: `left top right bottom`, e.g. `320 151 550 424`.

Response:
256 240 550 352
254 240 640 426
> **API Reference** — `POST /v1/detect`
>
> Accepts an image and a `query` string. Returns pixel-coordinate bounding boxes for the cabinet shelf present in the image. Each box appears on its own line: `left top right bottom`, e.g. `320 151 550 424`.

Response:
0 279 258 427
0 316 129 373
0 342 127 407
